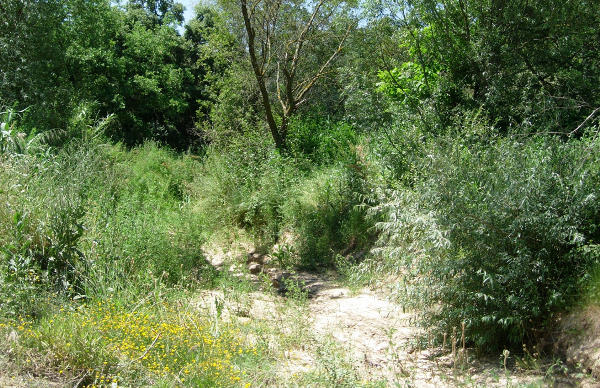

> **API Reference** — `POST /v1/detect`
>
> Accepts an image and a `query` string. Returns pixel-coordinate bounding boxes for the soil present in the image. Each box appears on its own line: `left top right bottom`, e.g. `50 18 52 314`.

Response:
555 304 600 380
196 271 600 387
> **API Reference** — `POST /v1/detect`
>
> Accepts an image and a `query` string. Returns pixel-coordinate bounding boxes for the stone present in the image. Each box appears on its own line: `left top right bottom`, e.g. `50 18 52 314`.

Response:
261 254 273 266
268 269 291 291
209 256 224 269
246 252 264 264
248 262 262 274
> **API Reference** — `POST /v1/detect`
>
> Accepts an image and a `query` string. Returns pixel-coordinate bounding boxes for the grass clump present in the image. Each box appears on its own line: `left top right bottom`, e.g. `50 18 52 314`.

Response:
0 133 212 316
81 142 208 296
194 129 377 270
281 147 376 270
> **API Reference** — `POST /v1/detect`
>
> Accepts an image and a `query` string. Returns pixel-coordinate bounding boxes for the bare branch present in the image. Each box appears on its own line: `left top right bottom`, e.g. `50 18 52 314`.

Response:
570 106 600 137
276 62 287 112
294 24 352 104
289 0 326 78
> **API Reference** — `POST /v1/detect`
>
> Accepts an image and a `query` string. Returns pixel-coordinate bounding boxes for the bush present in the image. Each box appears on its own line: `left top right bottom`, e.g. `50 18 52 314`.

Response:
373 132 600 349
5 297 260 387
192 133 299 243
193 130 377 269
80 142 208 296
281 145 376 270
287 116 358 166
0 140 103 316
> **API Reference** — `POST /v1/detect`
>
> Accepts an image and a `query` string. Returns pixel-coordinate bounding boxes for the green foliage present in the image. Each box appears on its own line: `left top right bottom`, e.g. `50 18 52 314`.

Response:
0 0 76 130
4 0 600 363
80 142 208 297
281 150 375 270
373 132 600 349
193 133 296 243
580 245 600 305
0 131 210 316
0 140 102 316
374 0 600 134
193 129 376 268
287 116 358 165
0 0 228 149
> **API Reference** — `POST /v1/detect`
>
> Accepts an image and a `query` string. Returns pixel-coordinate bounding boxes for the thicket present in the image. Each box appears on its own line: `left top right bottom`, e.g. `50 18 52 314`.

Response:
366 0 600 350
372 130 600 349
2 0 600 365
0 110 209 318
193 117 375 270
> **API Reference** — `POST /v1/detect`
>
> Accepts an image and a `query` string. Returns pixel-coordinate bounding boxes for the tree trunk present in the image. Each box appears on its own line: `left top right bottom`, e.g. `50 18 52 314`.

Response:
240 0 287 151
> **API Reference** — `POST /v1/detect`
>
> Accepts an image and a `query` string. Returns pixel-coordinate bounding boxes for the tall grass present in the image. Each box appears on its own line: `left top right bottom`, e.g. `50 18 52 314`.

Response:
192 129 377 270
0 133 211 317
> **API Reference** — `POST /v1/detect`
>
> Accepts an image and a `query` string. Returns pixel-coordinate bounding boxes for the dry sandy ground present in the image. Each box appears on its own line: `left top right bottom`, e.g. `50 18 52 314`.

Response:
196 272 600 387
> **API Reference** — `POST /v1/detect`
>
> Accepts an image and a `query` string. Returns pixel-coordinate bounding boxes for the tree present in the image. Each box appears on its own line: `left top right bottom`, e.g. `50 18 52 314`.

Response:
0 0 74 129
237 0 356 151
374 0 600 134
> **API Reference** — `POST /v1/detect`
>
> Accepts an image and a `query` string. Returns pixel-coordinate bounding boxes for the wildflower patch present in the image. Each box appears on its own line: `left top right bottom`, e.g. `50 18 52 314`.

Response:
10 300 258 387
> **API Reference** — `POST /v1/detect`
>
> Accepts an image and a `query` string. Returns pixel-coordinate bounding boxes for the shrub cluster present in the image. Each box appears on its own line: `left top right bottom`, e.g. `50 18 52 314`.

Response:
193 127 376 270
372 132 600 349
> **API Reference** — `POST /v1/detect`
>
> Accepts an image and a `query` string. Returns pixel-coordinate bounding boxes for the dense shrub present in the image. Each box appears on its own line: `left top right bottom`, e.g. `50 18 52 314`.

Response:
373 132 600 349
282 145 376 270
287 117 358 166
0 140 104 316
193 130 376 268
192 133 298 243
81 142 207 295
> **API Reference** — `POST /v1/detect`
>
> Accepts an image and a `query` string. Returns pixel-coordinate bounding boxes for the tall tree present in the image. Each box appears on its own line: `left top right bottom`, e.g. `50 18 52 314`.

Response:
0 0 73 129
374 0 600 134
236 0 356 151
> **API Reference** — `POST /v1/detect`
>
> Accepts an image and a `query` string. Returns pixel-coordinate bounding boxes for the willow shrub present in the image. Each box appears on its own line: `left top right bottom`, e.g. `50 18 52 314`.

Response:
373 132 600 350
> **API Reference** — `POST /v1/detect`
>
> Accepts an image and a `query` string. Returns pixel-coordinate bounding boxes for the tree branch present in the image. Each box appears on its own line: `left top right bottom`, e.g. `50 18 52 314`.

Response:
240 0 285 150
295 24 352 104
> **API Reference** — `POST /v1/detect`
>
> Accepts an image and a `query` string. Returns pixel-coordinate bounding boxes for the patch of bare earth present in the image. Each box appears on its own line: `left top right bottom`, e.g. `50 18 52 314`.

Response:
292 277 546 387
195 269 600 387
555 304 600 380
0 375 63 388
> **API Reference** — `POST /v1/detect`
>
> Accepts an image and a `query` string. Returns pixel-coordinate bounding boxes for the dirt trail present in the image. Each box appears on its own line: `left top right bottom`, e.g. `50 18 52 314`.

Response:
292 275 550 387
197 271 594 387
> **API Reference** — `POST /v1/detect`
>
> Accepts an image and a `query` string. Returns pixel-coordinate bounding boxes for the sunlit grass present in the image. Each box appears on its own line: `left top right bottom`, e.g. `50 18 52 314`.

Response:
2 299 260 387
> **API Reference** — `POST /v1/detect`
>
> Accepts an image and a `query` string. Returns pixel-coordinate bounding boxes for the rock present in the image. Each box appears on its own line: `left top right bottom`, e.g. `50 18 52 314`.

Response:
246 252 264 264
268 269 291 291
7 330 18 343
208 256 224 269
261 254 273 266
555 304 600 379
248 263 262 274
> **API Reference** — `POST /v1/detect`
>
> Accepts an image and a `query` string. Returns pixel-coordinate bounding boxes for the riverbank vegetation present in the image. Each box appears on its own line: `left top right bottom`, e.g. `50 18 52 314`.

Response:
1 0 599 385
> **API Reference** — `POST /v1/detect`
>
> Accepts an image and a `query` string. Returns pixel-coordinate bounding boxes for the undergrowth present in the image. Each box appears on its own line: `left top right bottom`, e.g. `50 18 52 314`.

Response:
371 131 600 349
1 296 260 387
